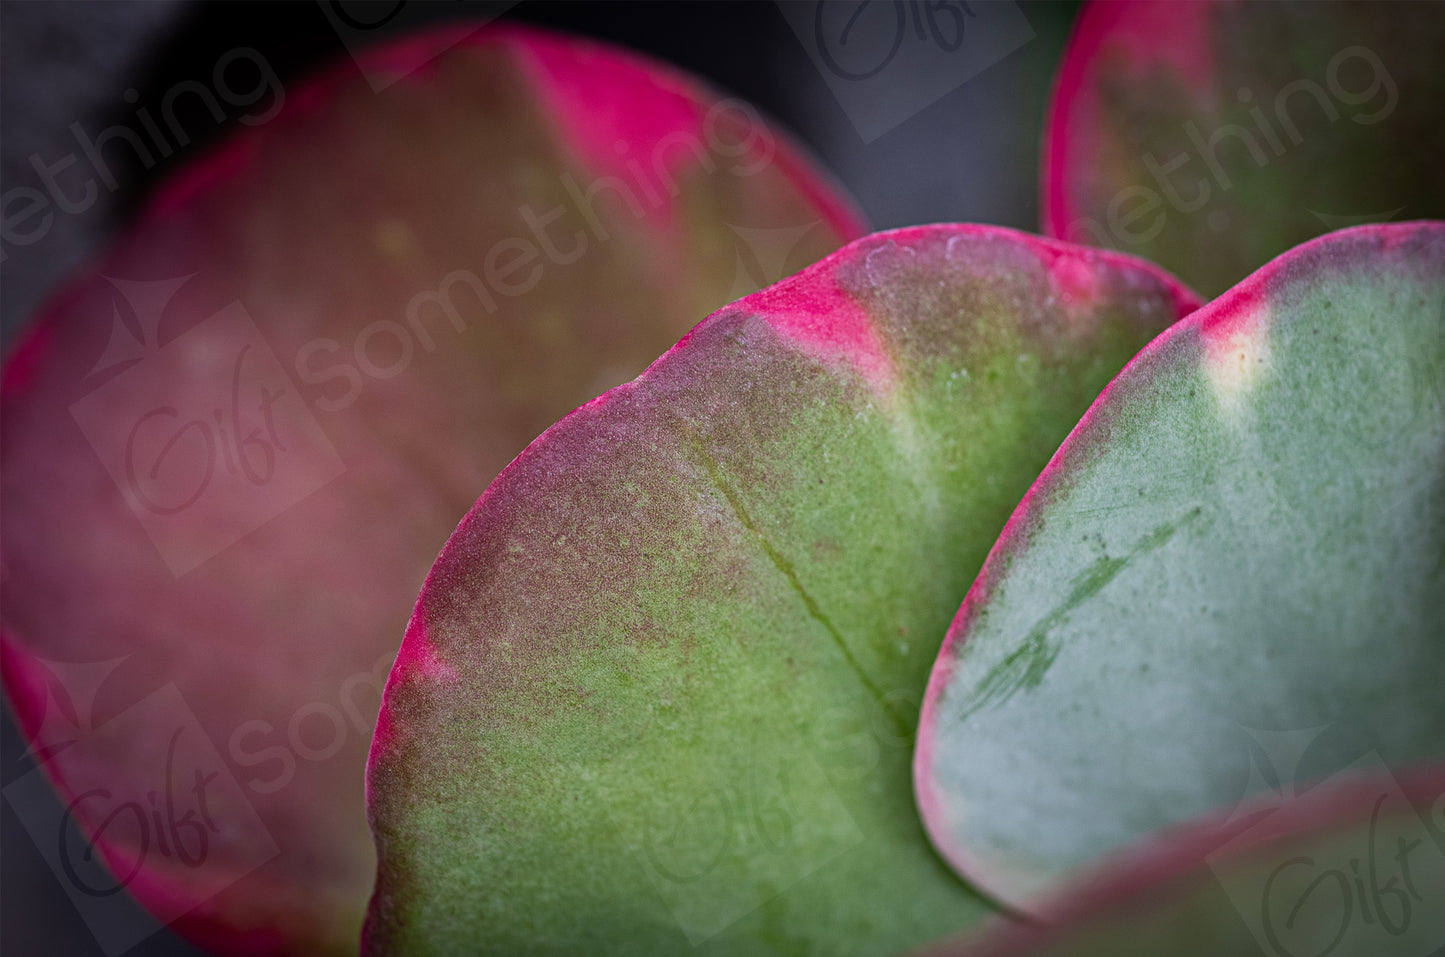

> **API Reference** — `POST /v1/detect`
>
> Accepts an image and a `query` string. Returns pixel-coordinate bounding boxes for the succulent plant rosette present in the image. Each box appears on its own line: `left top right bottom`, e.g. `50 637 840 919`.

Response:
3 4 1442 957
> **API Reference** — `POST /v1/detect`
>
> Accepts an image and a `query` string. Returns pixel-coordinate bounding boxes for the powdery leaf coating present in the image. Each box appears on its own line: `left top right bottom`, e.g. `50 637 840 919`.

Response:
365 224 1200 955
917 222 1445 914
1044 0 1445 297
0 23 863 956
911 767 1445 957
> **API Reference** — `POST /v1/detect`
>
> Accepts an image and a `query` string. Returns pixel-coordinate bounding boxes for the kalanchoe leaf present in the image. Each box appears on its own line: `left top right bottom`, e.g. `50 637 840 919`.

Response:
916 222 1445 915
365 224 1199 955
0 23 863 956
910 767 1445 957
1044 0 1445 297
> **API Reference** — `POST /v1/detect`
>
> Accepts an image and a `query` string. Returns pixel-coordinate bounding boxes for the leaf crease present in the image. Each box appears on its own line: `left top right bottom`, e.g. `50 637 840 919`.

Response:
683 428 911 739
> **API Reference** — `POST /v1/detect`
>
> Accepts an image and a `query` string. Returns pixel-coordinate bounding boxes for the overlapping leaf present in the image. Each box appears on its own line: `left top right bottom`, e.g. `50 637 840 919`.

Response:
1044 0 1445 296
0 23 862 954
917 222 1445 913
912 767 1445 957
366 224 1199 955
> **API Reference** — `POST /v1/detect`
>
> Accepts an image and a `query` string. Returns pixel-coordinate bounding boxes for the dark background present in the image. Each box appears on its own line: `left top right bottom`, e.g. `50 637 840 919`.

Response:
0 2 1079 954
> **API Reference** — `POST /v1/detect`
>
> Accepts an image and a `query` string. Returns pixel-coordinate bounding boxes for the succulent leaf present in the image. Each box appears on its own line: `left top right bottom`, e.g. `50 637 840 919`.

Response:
917 222 1445 914
365 224 1198 955
910 767 1445 957
1044 0 1445 297
0 23 862 955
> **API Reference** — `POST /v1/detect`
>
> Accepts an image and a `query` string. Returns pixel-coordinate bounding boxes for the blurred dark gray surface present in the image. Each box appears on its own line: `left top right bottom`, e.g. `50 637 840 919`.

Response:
0 2 1077 954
